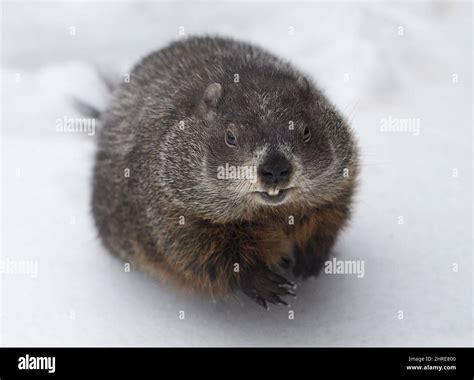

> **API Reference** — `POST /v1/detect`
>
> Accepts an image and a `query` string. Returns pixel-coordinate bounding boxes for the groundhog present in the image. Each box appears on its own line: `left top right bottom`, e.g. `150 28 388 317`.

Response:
91 36 359 309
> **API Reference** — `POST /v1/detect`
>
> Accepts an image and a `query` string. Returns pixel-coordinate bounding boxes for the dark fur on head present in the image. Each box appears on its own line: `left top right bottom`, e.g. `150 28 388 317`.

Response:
121 37 358 223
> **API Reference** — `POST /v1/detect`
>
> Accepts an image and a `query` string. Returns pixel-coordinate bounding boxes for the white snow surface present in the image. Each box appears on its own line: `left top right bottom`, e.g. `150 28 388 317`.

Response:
1 1 472 346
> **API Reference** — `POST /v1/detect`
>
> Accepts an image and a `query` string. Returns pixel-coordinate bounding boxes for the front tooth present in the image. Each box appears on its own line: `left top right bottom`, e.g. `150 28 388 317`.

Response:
269 188 280 196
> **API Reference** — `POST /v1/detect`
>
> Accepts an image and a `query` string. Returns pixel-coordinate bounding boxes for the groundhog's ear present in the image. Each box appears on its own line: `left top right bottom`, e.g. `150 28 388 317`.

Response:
296 76 310 94
197 83 222 119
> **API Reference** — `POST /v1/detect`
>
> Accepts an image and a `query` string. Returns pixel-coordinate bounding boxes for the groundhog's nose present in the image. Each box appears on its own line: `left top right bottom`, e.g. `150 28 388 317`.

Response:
258 153 292 187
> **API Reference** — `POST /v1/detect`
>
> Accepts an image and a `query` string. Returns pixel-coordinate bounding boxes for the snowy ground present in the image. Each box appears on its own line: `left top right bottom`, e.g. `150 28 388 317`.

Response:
1 1 472 346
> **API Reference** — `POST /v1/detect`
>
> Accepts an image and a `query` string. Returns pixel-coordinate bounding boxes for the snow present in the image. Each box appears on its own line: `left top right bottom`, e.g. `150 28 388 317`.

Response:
1 1 472 346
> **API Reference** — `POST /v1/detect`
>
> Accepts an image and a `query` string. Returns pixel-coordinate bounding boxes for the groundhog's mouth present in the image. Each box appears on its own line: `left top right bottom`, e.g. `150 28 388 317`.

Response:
255 188 292 205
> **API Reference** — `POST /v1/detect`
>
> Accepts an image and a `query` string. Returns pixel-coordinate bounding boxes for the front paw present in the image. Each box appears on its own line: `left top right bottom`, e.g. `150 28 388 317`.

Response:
240 264 296 309
293 246 328 279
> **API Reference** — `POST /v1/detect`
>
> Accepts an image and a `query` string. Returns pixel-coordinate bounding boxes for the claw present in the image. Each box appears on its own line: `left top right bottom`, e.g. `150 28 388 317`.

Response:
271 285 293 297
255 296 269 310
241 264 297 309
276 296 288 306
264 292 288 306
267 271 289 285
278 281 296 289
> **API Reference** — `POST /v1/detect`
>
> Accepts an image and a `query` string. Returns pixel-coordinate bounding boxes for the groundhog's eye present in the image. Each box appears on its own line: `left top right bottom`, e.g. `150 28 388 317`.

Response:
303 126 311 143
225 129 237 147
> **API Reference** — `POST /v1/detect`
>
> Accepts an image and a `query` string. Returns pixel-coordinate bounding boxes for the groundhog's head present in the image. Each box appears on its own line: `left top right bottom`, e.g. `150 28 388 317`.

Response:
159 74 358 222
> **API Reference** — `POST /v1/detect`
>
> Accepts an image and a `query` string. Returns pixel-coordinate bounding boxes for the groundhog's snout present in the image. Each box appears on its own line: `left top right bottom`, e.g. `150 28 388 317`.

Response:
258 152 293 188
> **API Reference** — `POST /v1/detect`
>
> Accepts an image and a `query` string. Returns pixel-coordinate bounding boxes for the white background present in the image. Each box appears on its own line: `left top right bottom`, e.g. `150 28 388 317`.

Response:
1 1 472 346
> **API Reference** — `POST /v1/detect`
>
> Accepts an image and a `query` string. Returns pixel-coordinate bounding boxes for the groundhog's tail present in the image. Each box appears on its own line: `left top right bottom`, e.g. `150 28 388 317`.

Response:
70 68 119 123
71 97 102 120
